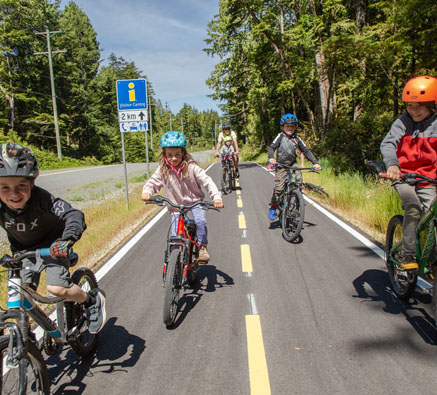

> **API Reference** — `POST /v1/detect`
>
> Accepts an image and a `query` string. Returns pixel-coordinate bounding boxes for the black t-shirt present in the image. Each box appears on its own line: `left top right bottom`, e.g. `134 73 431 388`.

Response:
0 186 86 252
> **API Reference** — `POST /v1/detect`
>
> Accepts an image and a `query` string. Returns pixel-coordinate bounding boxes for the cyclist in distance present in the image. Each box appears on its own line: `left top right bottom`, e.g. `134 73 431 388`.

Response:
142 131 223 262
0 144 106 334
268 113 321 221
380 75 437 271
215 123 240 177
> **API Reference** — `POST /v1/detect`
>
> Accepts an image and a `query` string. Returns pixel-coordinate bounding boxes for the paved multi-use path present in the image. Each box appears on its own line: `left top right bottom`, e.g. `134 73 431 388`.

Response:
38 161 437 394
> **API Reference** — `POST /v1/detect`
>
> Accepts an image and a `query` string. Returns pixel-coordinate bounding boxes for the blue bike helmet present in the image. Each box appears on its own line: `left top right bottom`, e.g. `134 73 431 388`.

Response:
0 144 39 178
280 113 299 125
160 131 187 148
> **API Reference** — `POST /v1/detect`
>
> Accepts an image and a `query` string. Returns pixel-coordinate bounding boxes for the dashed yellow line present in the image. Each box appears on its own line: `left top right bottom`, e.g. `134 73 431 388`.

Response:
236 181 240 187
241 244 253 272
239 214 246 229
246 315 271 395
236 190 241 195
237 199 243 208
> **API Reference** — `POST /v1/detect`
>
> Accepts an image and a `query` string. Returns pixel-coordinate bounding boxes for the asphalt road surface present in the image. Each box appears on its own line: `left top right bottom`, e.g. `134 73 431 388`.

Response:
43 162 437 394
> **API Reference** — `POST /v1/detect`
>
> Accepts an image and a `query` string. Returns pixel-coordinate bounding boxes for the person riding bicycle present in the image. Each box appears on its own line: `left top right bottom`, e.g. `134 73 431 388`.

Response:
380 75 437 271
141 132 224 262
0 144 106 334
268 113 321 221
215 123 240 177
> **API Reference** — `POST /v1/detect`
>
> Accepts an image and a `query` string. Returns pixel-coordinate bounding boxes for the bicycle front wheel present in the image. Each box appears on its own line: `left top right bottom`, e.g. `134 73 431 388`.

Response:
282 189 305 242
230 167 236 190
222 167 230 194
0 335 50 394
386 215 416 300
163 249 183 326
66 267 99 356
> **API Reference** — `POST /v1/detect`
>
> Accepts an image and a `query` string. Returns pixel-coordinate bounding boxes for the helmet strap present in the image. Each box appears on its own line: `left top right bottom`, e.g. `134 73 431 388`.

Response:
163 153 186 175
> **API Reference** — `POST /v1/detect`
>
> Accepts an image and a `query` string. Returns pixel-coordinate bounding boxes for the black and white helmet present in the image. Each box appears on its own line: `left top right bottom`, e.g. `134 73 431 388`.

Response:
0 144 39 178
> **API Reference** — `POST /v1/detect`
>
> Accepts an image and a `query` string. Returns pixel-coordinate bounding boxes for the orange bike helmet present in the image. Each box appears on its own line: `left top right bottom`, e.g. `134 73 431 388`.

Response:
402 76 437 104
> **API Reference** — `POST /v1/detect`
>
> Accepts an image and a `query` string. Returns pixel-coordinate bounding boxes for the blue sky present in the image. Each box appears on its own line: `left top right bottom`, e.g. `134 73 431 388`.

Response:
60 0 222 114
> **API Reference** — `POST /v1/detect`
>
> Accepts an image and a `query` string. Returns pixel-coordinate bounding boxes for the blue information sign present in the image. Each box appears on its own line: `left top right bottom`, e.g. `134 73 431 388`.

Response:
116 79 147 111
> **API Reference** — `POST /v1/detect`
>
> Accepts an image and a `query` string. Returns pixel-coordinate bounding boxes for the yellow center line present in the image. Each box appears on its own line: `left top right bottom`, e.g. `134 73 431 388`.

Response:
236 181 240 187
239 214 246 229
236 189 241 195
241 244 253 272
237 199 243 208
246 315 271 395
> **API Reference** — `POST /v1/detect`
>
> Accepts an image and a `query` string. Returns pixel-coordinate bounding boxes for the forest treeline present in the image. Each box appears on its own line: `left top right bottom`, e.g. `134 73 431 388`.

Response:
205 0 437 172
0 0 220 164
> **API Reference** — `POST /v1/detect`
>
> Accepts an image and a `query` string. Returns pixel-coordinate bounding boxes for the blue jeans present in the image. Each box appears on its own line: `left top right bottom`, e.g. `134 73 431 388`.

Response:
171 205 208 246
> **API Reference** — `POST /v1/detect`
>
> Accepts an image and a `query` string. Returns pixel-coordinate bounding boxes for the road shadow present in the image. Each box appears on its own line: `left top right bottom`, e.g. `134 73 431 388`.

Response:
239 162 261 169
352 269 437 346
48 317 146 394
168 265 234 330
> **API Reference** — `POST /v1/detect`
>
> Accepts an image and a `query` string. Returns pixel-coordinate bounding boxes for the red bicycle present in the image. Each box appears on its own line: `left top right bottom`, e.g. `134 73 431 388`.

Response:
147 195 220 326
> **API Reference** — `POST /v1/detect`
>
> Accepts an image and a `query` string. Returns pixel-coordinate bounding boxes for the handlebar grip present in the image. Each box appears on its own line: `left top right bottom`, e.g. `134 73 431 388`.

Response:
40 248 51 257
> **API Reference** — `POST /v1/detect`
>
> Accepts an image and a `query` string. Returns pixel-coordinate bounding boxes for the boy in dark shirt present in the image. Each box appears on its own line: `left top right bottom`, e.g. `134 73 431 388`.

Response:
0 144 106 334
268 113 321 220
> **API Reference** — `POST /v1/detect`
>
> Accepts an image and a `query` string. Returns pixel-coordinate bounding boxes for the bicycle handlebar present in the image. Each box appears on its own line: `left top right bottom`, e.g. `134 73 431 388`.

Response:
379 172 437 185
146 195 220 212
0 249 51 269
268 162 322 172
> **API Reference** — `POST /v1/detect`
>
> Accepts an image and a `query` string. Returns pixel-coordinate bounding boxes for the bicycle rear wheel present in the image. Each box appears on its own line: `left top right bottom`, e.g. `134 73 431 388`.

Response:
0 335 50 394
66 267 99 356
163 249 182 326
282 189 305 242
385 215 417 300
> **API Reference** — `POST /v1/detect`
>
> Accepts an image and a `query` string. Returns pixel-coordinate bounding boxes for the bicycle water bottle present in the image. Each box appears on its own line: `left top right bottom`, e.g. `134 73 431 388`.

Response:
8 271 22 309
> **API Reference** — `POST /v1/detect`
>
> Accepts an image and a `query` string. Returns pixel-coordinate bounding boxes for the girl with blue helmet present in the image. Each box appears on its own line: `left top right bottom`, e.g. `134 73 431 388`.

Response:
142 132 223 262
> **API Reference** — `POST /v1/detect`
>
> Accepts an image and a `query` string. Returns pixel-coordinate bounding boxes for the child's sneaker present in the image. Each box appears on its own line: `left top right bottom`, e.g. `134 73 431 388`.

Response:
86 289 107 334
199 246 210 263
268 206 277 221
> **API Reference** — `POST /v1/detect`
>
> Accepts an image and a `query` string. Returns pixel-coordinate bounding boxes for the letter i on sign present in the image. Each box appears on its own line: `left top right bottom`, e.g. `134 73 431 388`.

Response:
128 82 136 102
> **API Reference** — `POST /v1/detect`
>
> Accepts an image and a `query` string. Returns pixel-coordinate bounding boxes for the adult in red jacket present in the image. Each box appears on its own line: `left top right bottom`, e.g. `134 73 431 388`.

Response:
381 76 437 270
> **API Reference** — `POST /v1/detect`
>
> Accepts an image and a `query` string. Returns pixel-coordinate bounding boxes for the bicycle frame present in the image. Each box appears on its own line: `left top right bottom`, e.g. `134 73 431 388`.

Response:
390 197 437 276
164 211 201 282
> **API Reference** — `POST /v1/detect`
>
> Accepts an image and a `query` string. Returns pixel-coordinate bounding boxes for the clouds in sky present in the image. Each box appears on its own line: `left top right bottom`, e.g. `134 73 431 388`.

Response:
60 0 222 113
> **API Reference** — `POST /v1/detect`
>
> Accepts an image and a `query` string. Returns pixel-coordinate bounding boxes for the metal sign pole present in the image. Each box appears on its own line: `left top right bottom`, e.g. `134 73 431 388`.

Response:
145 130 150 179
121 132 129 210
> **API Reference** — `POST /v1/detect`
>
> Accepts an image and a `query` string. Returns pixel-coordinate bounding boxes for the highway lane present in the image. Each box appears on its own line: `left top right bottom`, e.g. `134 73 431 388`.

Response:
45 162 437 394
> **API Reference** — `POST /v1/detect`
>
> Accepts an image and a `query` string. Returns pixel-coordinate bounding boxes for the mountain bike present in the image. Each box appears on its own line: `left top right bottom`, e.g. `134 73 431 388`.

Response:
0 249 99 394
379 170 437 324
217 154 235 194
275 164 321 242
147 196 220 327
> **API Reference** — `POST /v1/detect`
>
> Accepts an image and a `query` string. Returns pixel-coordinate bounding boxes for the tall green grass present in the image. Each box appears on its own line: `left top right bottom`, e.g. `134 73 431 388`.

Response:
302 158 402 240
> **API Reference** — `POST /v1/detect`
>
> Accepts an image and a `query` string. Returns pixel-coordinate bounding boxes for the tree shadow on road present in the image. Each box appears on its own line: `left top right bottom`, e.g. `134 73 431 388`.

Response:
168 265 234 330
352 268 437 346
48 317 146 394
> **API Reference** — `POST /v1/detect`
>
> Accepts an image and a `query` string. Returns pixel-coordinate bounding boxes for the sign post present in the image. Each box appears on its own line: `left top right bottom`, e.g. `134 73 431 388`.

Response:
116 79 148 209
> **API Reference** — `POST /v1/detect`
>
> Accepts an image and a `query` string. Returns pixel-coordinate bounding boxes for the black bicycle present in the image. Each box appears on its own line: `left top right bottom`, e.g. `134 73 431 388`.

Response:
217 154 236 194
275 165 321 242
147 196 220 327
0 249 99 394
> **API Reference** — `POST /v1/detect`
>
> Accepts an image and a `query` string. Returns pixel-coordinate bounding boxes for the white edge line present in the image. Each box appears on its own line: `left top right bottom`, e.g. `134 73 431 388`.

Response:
259 162 433 290
95 207 168 282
